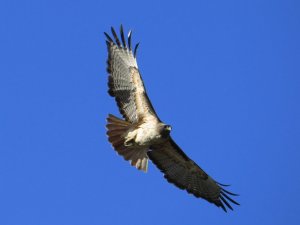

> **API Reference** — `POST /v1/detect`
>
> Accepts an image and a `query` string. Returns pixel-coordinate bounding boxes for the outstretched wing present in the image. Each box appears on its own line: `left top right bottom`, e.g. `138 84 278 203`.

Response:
148 138 239 212
105 25 159 123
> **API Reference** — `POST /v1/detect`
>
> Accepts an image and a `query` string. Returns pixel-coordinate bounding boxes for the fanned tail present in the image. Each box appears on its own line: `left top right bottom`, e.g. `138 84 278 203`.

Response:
106 114 148 172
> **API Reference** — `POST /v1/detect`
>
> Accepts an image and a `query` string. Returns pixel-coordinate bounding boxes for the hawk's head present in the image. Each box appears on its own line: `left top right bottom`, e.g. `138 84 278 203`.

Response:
161 124 172 138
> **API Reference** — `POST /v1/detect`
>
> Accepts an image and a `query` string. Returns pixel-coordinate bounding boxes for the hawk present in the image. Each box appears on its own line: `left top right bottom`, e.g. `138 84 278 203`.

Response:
104 25 239 212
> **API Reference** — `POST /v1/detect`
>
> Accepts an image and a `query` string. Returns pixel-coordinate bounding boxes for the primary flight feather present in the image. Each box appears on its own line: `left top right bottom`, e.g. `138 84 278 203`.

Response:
104 25 239 212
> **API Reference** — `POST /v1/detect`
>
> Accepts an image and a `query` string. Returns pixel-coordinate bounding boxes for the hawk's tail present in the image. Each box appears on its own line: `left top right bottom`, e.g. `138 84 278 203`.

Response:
106 114 148 172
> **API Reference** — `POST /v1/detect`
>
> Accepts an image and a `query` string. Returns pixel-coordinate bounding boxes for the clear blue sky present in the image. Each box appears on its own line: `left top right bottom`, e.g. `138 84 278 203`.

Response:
0 0 299 224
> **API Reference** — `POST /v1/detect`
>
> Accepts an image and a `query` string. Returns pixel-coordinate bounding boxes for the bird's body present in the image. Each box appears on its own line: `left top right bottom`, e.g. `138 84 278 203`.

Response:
104 25 239 212
126 121 170 146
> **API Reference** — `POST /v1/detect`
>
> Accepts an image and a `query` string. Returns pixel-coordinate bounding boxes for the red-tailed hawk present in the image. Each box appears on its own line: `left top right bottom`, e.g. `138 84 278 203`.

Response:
104 25 239 212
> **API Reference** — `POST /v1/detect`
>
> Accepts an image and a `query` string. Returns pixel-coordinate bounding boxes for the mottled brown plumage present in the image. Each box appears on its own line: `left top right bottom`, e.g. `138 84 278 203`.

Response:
104 25 239 212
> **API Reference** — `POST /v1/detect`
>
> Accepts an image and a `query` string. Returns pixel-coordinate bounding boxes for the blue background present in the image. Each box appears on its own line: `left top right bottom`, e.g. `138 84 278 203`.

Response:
1 0 299 224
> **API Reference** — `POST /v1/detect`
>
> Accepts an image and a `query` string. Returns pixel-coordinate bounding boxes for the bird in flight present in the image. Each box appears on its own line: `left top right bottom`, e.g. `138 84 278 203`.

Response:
104 25 239 212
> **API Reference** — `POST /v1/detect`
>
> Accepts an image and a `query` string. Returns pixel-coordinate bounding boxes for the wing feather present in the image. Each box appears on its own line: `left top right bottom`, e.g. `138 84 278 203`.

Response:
148 138 239 212
120 25 127 48
128 30 132 51
105 26 159 123
111 27 121 47
133 42 140 58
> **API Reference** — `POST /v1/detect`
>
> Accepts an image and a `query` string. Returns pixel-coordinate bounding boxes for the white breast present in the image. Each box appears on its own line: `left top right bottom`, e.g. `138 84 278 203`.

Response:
134 122 162 146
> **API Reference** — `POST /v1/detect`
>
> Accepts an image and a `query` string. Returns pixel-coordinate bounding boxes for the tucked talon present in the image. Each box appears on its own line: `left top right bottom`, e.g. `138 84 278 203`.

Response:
124 139 134 146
